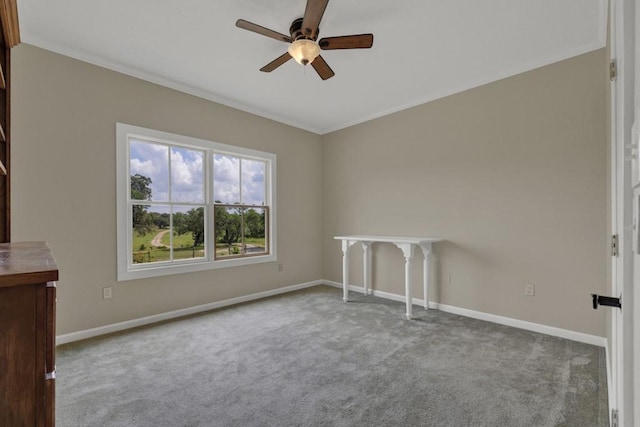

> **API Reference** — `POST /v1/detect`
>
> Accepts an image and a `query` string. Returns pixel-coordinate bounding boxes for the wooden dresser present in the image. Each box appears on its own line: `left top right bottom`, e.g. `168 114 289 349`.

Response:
0 242 58 426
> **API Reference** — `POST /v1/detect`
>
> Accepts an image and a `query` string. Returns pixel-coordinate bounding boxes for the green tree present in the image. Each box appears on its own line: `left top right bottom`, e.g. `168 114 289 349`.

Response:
131 174 154 236
214 206 242 248
150 212 170 229
131 174 152 200
173 211 186 234
244 209 265 238
175 208 205 247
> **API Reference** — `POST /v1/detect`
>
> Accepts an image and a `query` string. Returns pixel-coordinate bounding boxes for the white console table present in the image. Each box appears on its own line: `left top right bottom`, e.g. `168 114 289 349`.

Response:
334 235 443 319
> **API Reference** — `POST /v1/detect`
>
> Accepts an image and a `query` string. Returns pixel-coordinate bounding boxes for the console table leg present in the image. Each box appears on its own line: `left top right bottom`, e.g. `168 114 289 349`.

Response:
362 242 372 296
393 243 416 320
404 255 413 319
419 243 433 310
422 248 432 310
342 249 349 302
341 240 357 302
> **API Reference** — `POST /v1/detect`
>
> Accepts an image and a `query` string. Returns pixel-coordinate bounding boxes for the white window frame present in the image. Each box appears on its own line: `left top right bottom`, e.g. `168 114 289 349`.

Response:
116 123 277 281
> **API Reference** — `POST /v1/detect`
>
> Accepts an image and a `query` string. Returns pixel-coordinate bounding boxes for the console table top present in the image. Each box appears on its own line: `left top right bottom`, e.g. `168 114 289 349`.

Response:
334 235 443 245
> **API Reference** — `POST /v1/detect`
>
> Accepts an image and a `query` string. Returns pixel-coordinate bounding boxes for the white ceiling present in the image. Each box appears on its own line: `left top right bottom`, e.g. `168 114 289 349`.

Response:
18 0 607 135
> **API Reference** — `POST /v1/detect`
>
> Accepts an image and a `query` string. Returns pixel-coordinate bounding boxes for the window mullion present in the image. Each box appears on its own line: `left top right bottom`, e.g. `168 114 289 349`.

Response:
238 157 243 204
168 146 173 261
168 205 173 262
168 145 173 204
206 150 214 261
240 208 245 255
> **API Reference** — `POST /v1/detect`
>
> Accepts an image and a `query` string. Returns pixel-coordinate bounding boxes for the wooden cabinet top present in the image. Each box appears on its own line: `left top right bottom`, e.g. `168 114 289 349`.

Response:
0 242 58 287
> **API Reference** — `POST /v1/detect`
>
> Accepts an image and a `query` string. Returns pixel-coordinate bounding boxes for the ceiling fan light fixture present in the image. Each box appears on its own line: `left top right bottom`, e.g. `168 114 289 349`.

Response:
288 39 320 66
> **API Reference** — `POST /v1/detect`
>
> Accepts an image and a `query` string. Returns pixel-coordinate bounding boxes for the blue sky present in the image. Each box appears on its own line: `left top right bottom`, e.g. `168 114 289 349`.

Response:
130 139 265 205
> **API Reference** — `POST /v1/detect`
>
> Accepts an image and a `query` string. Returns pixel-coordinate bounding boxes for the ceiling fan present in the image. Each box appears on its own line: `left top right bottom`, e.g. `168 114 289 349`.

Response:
236 0 374 80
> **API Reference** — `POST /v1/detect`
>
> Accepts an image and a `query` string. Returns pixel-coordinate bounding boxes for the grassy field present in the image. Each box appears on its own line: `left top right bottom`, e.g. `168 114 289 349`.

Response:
132 228 204 263
133 227 265 263
215 237 266 258
161 231 196 249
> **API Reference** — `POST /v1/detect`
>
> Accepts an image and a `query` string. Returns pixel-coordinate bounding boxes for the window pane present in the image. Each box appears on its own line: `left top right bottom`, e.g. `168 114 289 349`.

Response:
130 139 169 202
241 159 266 205
243 208 267 255
132 205 171 264
214 207 242 258
172 206 206 261
171 147 204 203
213 154 240 204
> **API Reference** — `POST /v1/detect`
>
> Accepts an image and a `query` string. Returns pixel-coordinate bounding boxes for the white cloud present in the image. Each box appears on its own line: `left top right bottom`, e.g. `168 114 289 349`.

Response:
213 155 266 205
130 140 169 201
131 140 205 203
171 147 204 203
130 158 155 178
241 159 265 205
213 154 240 203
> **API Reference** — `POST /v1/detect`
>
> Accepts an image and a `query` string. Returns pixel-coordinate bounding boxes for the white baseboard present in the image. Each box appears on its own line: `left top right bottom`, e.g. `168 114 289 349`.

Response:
322 280 436 307
433 302 607 347
56 279 324 345
323 280 606 347
59 278 606 349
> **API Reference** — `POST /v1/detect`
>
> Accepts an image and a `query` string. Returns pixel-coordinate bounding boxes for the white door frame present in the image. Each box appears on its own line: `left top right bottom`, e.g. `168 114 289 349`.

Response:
610 0 637 425
633 0 640 420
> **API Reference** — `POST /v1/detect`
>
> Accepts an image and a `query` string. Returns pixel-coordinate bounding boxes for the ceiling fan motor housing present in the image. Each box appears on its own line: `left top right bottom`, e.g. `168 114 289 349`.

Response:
290 17 318 41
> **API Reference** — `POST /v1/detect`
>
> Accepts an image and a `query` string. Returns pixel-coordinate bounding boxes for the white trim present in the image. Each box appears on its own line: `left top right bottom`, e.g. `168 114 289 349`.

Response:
608 21 620 427
323 280 606 347
319 40 607 134
116 123 277 281
56 280 324 346
20 38 322 135
609 0 637 424
118 255 278 281
433 302 606 347
609 0 622 423
606 341 614 420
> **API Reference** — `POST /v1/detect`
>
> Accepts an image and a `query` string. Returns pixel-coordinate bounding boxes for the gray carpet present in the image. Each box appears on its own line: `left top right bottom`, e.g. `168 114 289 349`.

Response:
56 285 608 427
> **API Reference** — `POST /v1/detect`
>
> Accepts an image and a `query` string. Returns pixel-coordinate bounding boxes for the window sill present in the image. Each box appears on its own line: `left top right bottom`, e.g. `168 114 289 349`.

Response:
117 253 277 281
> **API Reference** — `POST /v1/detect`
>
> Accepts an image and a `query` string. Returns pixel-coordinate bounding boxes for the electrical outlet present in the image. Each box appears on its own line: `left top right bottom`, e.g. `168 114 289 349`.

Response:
103 287 112 299
278 263 283 272
524 283 535 296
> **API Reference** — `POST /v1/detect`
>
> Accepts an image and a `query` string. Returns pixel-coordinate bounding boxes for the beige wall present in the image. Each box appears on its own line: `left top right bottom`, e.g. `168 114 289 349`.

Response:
322 50 609 337
11 45 323 335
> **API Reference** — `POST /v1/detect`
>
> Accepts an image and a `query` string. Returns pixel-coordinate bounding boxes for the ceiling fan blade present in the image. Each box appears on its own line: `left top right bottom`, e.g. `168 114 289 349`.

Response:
311 55 335 80
236 19 292 43
301 0 330 38
260 52 293 72
319 34 374 50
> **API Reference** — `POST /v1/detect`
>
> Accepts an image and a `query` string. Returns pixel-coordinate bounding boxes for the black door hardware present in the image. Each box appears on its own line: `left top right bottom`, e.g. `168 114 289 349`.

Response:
591 294 621 309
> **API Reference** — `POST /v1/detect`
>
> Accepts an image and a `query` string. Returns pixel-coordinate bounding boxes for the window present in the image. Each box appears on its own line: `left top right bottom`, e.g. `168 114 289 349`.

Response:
213 154 269 259
116 123 277 281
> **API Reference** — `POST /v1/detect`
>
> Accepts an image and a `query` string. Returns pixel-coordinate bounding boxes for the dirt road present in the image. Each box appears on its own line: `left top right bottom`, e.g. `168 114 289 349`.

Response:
151 230 169 248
